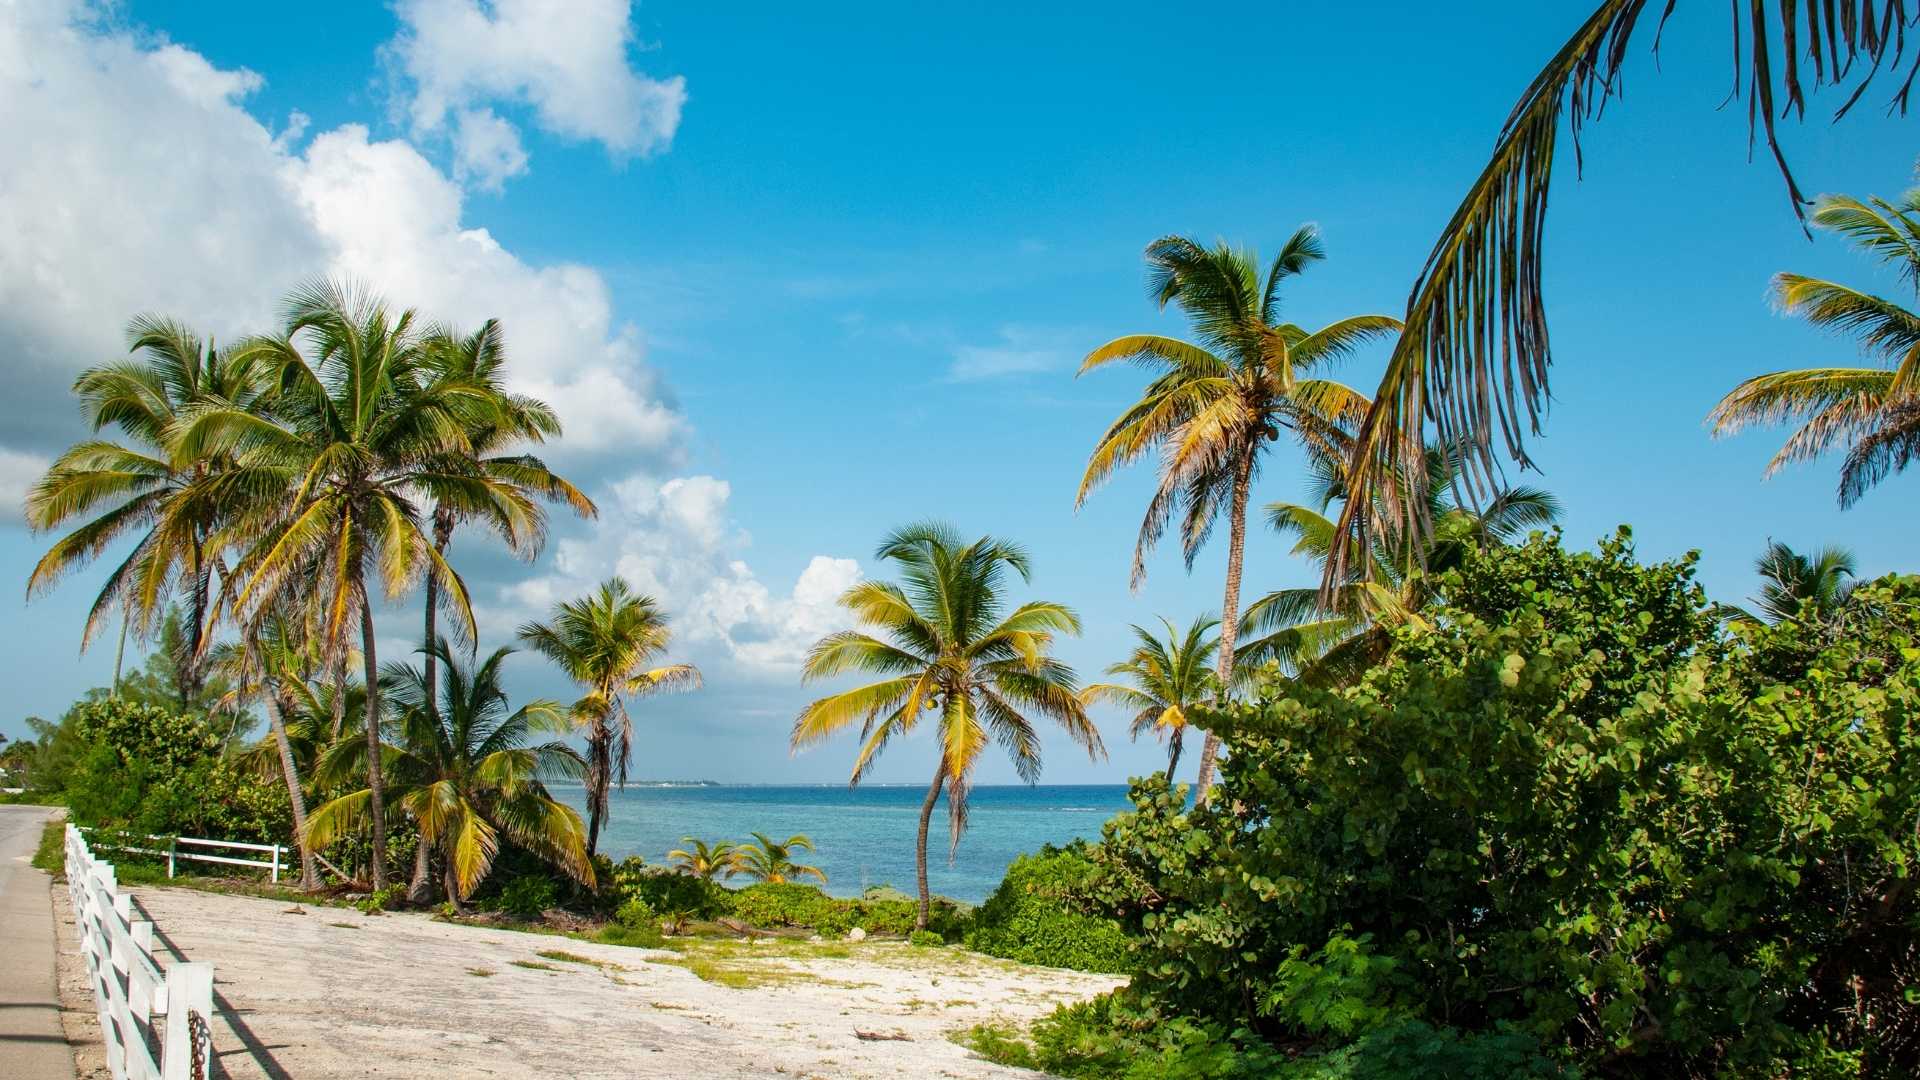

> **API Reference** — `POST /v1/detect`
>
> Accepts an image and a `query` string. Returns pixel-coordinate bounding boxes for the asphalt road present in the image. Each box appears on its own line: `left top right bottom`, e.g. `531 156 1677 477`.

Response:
0 804 74 1080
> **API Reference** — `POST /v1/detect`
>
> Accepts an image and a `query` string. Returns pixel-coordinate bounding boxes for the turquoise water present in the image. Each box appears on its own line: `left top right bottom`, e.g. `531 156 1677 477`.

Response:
554 784 1132 904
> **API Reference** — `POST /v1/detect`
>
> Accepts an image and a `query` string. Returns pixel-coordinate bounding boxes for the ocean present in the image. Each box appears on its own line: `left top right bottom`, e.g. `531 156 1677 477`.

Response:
553 784 1134 905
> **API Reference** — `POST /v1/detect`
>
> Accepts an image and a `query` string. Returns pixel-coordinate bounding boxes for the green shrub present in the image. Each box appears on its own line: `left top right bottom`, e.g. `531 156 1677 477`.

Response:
909 929 942 948
622 868 733 919
493 874 558 918
615 896 656 931
732 882 839 928
1089 530 1920 1075
966 845 1131 972
61 698 290 845
595 922 665 949
964 993 1569 1080
356 885 401 915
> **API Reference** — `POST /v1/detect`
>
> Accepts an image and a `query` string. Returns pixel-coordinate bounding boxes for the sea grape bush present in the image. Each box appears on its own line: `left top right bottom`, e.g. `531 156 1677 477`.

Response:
62 697 289 845
965 844 1133 972
1088 531 1920 1076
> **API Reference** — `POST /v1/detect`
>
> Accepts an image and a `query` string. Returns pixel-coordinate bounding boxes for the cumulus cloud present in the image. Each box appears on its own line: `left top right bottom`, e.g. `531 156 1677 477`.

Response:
0 449 51 525
487 474 862 675
948 325 1077 381
0 0 684 470
452 106 530 190
386 0 685 167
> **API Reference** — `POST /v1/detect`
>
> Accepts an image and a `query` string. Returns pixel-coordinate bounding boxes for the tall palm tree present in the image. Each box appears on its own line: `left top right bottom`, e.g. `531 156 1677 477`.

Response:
1239 445 1560 686
1077 231 1397 799
308 639 592 905
1709 191 1920 505
26 317 268 696
190 280 535 891
734 832 826 885
1079 616 1221 780
792 523 1103 928
516 578 701 858
1719 541 1858 627
418 321 596 707
667 838 741 883
1332 3 1916 576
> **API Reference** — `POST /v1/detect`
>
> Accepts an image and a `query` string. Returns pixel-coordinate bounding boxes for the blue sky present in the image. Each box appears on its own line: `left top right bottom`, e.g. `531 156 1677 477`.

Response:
1 1 1914 785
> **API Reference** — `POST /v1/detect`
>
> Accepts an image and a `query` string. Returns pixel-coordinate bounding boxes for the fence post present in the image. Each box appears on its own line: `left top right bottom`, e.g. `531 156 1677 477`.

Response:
270 844 280 885
168 836 177 879
160 962 214 1080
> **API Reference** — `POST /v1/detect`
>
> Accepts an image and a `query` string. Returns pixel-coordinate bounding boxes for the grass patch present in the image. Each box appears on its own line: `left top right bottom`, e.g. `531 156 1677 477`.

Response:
467 968 495 977
535 949 619 970
327 921 360 929
31 820 64 874
509 959 557 971
0 791 66 807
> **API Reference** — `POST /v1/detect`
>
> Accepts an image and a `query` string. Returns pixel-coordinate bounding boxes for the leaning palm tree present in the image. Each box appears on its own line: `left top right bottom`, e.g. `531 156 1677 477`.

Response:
309 640 592 905
189 280 536 891
1077 230 1397 798
517 578 701 858
1079 616 1221 780
26 317 269 695
792 522 1103 928
1332 4 1920 581
417 321 596 705
1719 541 1859 627
1240 444 1561 686
1709 191 1920 505
667 838 740 883
734 832 826 885
210 609 333 890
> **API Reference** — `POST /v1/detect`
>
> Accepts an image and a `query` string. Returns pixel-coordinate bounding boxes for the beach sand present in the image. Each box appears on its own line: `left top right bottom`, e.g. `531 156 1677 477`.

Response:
55 883 1120 1079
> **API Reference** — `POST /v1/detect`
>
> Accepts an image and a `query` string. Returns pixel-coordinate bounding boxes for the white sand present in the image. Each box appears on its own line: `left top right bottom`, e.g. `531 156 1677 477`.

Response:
62 884 1120 1079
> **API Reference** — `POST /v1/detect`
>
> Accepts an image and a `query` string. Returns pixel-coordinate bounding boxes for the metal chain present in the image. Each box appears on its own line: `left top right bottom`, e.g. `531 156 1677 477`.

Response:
188 1010 212 1080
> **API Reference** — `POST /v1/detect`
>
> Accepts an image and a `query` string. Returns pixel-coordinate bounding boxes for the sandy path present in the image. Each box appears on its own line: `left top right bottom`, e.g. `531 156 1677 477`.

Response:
105 886 1117 1079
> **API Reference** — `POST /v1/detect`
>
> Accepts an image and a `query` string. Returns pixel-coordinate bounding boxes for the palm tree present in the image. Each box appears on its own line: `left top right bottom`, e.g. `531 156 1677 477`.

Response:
516 578 701 858
734 832 826 885
418 321 596 708
1331 3 1914 575
211 610 333 890
792 522 1103 928
1709 191 1920 505
26 317 268 696
1239 445 1560 686
1077 231 1397 799
190 280 535 891
1079 616 1221 780
1719 541 1858 627
309 640 592 905
667 838 741 883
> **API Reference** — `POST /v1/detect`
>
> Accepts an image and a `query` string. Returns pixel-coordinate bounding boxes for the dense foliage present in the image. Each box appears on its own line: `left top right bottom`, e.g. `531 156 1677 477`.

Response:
1086 530 1920 1076
62 697 289 845
964 844 1132 972
729 882 956 938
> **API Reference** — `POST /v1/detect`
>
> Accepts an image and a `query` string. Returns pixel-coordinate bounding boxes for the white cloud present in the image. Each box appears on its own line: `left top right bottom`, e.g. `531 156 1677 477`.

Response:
386 0 685 169
489 474 861 675
948 325 1077 382
0 449 51 525
0 0 684 468
452 106 529 191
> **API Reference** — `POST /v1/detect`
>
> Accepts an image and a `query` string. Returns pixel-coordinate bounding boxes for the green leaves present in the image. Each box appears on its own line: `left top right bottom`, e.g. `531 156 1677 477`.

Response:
1086 531 1920 1074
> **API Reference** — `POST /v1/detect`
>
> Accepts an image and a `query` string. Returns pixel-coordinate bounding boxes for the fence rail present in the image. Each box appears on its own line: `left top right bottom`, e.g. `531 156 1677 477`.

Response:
66 825 215 1080
78 826 288 883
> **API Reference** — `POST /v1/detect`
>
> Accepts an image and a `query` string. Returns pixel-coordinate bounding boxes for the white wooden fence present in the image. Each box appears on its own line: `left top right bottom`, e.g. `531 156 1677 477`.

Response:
78 826 290 883
65 824 216 1080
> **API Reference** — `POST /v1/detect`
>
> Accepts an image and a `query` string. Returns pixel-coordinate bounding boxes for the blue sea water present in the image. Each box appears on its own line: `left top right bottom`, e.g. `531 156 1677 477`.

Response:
553 784 1133 905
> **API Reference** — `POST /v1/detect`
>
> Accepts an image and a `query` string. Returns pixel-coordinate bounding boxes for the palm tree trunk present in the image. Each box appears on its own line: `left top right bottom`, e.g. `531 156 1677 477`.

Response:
407 834 432 903
585 733 608 859
181 531 210 707
265 690 319 891
1167 727 1184 780
1194 447 1255 802
422 506 454 720
914 760 947 930
110 610 129 698
360 596 387 891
